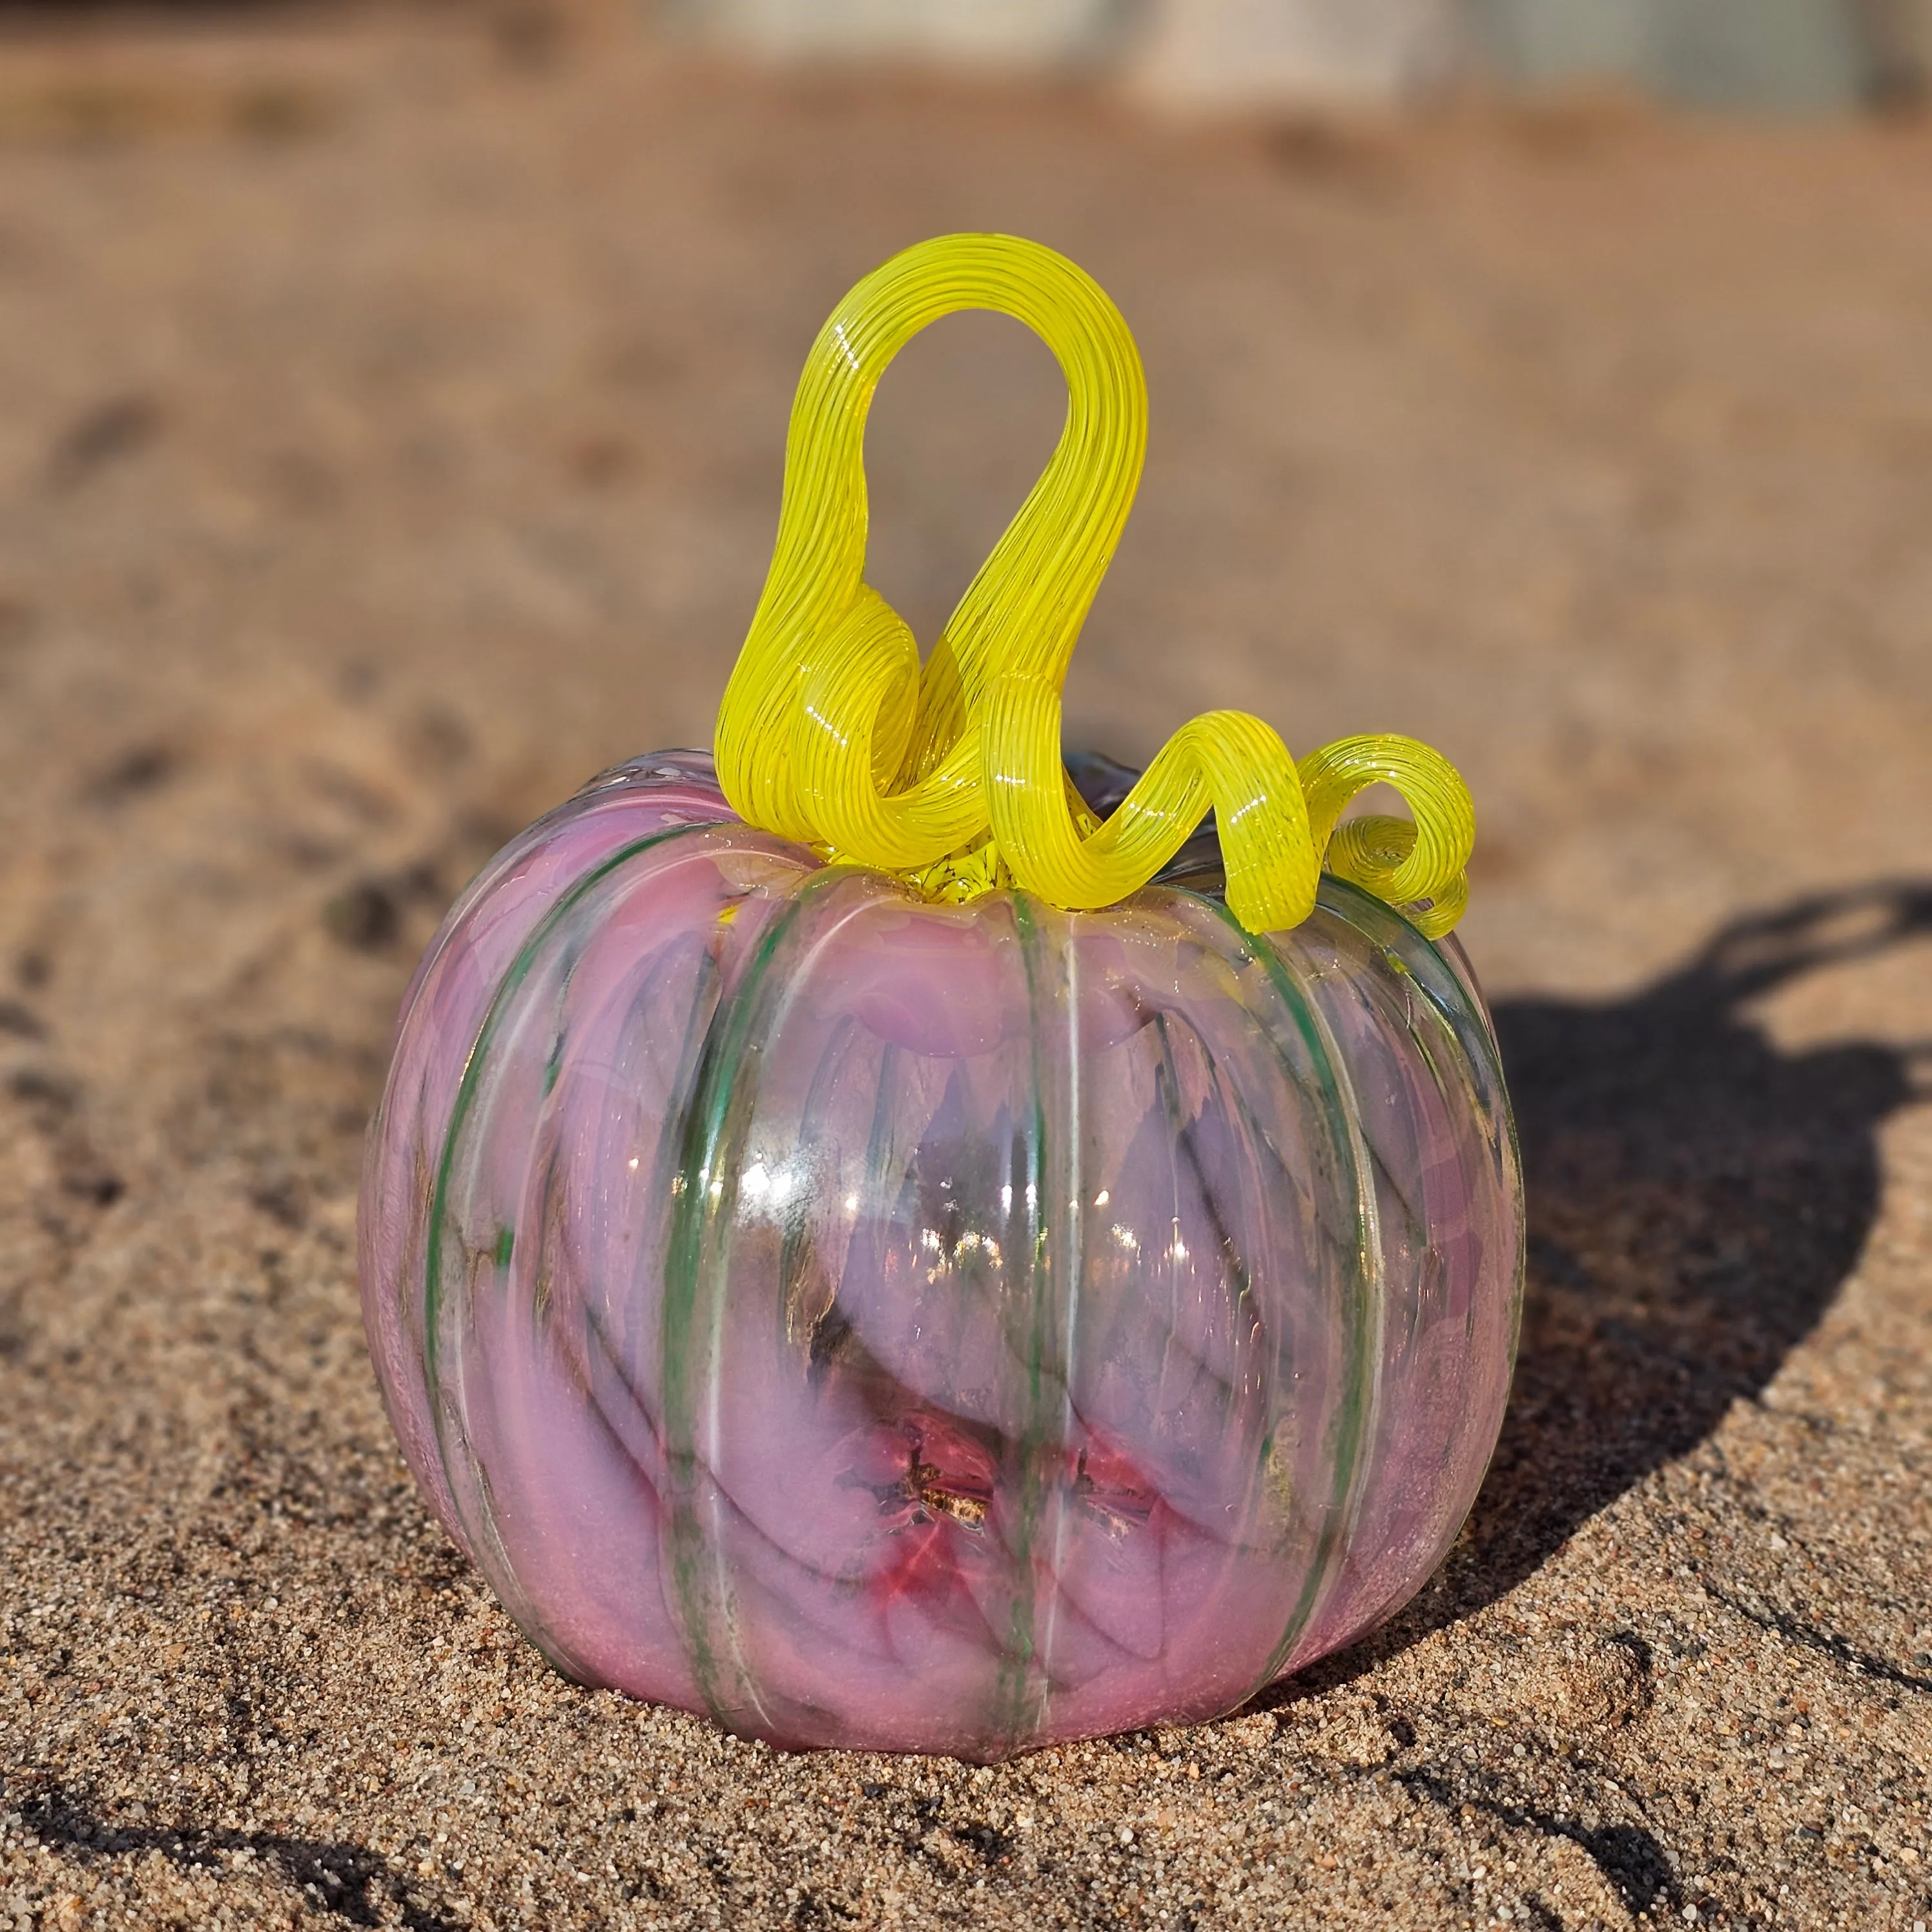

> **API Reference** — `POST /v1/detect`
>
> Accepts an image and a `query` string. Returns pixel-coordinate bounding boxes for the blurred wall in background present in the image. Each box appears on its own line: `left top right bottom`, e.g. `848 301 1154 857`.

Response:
655 0 1137 69
656 0 1932 108
1125 0 1463 107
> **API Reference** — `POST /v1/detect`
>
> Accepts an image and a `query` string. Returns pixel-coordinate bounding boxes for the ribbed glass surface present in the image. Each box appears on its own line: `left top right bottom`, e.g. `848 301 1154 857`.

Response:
360 752 1522 1760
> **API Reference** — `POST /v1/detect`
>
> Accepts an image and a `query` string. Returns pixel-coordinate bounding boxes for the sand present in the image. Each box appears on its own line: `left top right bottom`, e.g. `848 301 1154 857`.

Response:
0 8 1928 1927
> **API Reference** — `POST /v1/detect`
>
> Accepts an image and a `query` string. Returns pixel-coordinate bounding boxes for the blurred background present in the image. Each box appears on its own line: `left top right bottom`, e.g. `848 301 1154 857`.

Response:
0 0 1924 1003
661 0 1932 112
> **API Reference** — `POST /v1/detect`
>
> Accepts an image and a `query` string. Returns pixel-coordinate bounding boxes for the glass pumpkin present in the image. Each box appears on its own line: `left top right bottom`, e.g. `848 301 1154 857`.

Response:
359 747 1522 1761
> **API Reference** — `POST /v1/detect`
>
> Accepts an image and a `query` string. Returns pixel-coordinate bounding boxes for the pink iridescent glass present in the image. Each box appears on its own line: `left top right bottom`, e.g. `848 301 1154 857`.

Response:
359 751 1522 1760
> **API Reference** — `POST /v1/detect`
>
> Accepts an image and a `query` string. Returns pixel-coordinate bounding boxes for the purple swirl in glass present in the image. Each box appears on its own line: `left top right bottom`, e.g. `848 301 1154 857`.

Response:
359 750 1523 1760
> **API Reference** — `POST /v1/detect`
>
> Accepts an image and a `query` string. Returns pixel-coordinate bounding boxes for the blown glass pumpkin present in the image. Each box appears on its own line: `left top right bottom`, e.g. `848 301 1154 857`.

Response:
360 235 1523 1760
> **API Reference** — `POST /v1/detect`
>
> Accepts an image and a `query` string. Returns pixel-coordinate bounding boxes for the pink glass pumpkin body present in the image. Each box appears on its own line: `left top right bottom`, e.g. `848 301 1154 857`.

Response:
359 751 1522 1760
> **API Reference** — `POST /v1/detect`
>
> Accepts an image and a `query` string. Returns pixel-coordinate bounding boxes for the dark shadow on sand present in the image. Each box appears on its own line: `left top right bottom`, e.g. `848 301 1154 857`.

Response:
1382 879 1931 1648
1241 884 1932 1907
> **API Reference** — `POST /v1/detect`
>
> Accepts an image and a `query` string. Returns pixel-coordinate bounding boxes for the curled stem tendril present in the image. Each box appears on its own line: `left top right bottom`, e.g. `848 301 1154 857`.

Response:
715 233 1474 938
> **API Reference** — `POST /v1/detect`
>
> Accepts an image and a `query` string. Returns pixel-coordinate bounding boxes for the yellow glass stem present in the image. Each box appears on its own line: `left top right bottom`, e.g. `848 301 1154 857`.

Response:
714 232 1474 938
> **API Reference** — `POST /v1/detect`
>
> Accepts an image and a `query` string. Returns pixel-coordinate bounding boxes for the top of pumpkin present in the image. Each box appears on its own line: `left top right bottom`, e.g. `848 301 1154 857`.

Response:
714 233 1473 940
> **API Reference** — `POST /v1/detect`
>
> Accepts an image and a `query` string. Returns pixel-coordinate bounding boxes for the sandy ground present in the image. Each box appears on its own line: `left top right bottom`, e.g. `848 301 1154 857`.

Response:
0 7 1928 1928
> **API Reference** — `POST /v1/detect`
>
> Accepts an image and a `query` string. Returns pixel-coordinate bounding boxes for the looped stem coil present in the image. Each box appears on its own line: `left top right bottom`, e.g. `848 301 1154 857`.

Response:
715 232 1474 938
